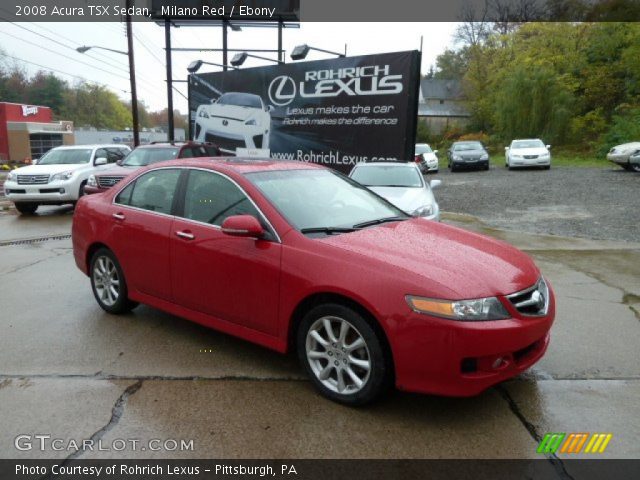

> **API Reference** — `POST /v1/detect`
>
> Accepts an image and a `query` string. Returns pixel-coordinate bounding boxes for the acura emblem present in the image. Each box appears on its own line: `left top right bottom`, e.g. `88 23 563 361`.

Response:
222 119 229 126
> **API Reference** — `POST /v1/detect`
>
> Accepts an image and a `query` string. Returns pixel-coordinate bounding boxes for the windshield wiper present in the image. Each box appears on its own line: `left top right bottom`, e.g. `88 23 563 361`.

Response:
353 216 408 229
300 226 360 235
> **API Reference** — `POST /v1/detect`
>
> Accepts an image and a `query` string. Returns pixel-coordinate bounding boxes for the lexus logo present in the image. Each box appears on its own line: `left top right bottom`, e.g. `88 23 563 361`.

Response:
222 120 229 126
268 75 296 106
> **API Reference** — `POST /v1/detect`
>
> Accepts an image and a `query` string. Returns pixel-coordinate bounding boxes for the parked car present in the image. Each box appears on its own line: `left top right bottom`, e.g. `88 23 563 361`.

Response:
349 162 441 221
73 158 554 406
193 92 272 154
447 141 490 171
505 139 551 170
607 142 640 172
4 144 131 214
84 142 220 195
414 143 439 173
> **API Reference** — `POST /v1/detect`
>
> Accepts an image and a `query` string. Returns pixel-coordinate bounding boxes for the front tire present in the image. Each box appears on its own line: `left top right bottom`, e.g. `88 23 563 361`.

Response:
629 162 640 172
90 248 138 314
15 202 38 215
297 304 392 406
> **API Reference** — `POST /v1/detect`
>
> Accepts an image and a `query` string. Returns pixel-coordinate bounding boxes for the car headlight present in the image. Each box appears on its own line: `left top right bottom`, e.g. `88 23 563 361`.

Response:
87 175 97 187
198 110 209 118
540 153 550 158
453 155 462 161
245 119 258 126
412 205 434 217
51 170 75 181
406 295 509 321
511 154 522 158
480 153 489 160
7 171 16 181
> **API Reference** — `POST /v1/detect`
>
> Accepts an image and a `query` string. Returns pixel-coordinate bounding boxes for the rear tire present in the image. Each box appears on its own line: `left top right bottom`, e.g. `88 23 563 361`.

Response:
629 162 640 172
297 303 392 406
90 248 138 314
15 202 38 215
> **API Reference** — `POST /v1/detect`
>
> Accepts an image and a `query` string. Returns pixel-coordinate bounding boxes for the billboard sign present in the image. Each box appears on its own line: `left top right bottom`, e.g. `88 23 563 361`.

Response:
188 50 421 173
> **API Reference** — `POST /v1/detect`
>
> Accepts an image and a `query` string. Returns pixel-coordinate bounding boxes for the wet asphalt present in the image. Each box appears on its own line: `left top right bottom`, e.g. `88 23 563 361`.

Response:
0 169 639 469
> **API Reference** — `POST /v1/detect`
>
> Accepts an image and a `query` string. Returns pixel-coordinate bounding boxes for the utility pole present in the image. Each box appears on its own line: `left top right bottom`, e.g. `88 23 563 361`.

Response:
165 19 174 142
125 0 139 147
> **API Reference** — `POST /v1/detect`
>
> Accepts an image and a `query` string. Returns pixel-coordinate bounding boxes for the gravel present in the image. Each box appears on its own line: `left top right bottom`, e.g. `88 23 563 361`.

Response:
432 165 640 242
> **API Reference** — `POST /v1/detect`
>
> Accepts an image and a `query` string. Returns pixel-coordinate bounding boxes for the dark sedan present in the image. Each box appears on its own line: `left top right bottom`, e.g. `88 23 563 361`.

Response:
447 141 490 172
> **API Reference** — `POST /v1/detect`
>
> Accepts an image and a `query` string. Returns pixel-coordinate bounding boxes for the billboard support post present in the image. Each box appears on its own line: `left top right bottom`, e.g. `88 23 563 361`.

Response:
223 20 229 71
278 20 283 63
165 19 174 142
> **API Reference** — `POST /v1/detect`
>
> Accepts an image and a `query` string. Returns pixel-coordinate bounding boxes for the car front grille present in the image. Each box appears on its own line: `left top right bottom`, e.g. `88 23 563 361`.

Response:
97 176 125 188
17 175 49 185
205 134 246 152
507 277 550 316
523 155 539 159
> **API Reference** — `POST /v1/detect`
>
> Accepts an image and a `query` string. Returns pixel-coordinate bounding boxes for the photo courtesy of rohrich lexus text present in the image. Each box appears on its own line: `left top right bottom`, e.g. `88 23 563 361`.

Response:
1 0 640 479
189 51 420 171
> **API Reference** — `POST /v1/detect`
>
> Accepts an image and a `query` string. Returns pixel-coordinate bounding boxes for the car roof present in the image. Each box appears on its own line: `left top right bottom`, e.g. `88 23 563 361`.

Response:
54 144 128 150
144 157 324 175
353 162 416 168
512 138 542 142
132 142 217 149
453 140 482 144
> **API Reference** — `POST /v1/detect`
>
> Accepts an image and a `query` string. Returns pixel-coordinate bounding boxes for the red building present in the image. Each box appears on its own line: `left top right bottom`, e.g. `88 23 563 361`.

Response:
0 102 74 163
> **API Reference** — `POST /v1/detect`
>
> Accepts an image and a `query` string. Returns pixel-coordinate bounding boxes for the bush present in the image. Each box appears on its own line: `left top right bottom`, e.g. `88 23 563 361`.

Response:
599 105 640 154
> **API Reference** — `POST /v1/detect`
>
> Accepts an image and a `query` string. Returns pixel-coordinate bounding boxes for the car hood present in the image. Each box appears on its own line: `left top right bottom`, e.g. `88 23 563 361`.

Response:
510 147 549 155
95 165 137 177
205 104 260 122
612 142 640 153
321 219 539 299
368 186 434 213
11 163 88 175
453 149 486 157
422 152 438 162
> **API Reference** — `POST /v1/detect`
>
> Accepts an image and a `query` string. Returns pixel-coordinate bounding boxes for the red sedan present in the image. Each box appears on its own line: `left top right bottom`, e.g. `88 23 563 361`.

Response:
72 158 554 405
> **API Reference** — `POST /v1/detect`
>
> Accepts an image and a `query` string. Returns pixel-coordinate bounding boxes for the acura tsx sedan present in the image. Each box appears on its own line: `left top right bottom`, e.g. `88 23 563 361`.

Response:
72 158 555 405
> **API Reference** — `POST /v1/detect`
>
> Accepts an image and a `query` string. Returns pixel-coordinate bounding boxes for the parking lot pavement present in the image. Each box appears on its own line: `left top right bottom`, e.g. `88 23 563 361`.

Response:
0 206 639 462
433 166 640 242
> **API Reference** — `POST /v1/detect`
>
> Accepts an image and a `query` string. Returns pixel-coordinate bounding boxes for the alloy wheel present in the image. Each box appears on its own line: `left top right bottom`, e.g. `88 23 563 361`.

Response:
92 256 120 307
305 316 371 395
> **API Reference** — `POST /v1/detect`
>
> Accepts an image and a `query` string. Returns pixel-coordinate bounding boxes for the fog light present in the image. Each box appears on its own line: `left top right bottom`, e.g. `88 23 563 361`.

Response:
59 188 65 194
492 357 505 369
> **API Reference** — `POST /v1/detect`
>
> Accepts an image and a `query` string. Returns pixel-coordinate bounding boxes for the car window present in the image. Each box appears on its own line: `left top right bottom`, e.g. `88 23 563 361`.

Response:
178 147 198 159
415 145 432 154
37 149 93 165
115 182 135 206
120 169 181 214
105 148 126 163
453 142 483 151
122 147 180 166
182 170 260 226
216 93 262 109
351 165 423 188
204 145 220 156
512 140 545 149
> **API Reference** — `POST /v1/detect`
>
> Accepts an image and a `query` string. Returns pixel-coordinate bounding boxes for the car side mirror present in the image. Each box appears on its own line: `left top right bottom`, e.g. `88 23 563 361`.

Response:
116 159 123 166
221 215 265 238
429 179 442 189
267 105 274 112
546 145 551 150
433 150 438 154
94 157 108 166
505 146 509 150
32 158 39 165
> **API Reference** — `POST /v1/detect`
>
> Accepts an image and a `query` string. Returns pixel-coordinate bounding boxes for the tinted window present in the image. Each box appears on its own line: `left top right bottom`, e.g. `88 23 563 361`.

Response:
453 142 483 151
115 182 135 206
351 165 423 188
125 169 181 214
122 147 180 166
182 170 259 226
217 93 262 109
106 148 127 162
512 140 545 149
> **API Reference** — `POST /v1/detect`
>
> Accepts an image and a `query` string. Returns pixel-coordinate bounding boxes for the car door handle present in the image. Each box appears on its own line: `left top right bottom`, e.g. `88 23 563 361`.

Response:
175 230 195 240
112 213 125 220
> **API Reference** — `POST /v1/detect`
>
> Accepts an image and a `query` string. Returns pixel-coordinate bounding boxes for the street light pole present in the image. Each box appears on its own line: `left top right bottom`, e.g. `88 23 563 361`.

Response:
125 0 139 147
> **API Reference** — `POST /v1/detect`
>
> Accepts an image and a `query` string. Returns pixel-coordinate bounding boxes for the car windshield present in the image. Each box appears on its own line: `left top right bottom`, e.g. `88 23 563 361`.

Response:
415 144 432 154
217 93 262 109
351 165 423 188
453 142 483 151
38 149 92 165
122 147 180 167
247 169 408 233
512 140 545 149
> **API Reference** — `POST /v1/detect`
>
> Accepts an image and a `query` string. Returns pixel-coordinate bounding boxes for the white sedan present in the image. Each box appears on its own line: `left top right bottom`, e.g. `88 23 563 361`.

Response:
349 162 441 221
415 143 439 173
505 139 551 169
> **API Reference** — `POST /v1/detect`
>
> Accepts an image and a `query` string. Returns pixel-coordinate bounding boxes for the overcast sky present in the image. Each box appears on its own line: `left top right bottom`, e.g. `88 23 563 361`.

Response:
0 22 458 112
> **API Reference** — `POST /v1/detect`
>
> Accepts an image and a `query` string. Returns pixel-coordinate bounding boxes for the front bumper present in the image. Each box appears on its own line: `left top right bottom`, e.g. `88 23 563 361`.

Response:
607 153 630 166
509 157 551 167
390 292 555 396
4 179 79 203
426 161 439 172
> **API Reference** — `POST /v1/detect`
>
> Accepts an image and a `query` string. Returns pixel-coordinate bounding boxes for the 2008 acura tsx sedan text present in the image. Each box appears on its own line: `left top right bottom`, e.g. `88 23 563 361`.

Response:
72 158 555 405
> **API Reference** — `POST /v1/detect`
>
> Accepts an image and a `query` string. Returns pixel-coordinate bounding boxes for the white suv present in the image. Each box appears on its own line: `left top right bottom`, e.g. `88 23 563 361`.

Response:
4 144 131 214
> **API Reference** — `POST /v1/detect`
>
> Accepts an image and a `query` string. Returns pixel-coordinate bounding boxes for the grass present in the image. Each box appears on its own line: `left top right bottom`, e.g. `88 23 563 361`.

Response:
489 151 611 169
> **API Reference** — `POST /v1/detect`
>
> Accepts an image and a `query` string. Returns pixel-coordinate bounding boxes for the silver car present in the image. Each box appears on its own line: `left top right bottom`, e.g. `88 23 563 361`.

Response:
349 162 441 221
607 142 640 172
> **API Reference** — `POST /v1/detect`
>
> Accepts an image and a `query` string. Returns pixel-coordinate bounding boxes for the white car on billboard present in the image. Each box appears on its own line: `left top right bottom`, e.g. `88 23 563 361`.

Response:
193 92 272 153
